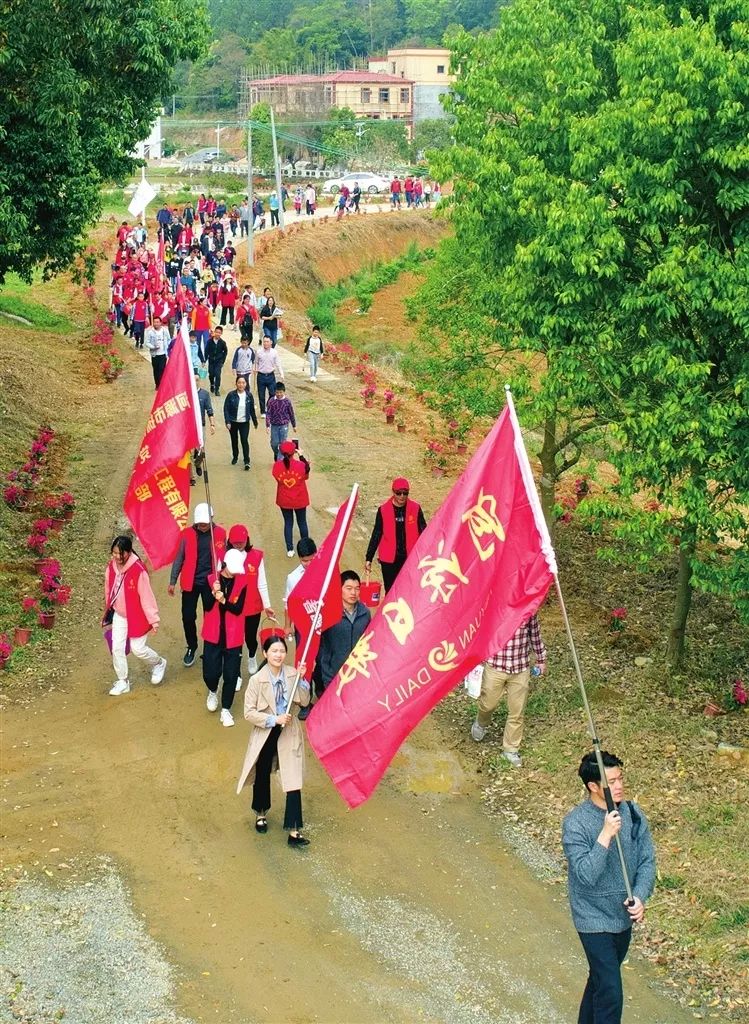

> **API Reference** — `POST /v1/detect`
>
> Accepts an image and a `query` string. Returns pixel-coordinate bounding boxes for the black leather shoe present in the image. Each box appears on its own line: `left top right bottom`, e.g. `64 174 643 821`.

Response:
231 457 238 465
288 833 310 847
255 817 268 833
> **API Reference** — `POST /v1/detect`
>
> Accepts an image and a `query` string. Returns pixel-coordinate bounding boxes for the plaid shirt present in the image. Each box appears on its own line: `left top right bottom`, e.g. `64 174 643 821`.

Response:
486 614 546 674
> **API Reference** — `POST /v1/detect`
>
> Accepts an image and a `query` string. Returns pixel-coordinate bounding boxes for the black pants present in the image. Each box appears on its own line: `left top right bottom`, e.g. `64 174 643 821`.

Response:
240 220 249 237
220 305 235 326
203 642 241 711
209 360 224 394
577 929 632 1024
151 353 167 388
229 421 250 465
256 372 276 414
132 320 145 346
381 558 406 594
281 507 308 551
270 209 279 226
251 725 303 828
244 612 261 659
239 321 253 343
181 583 212 651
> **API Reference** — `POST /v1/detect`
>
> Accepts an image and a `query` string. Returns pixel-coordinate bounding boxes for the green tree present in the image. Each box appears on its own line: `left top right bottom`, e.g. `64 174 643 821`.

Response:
186 33 249 111
0 0 207 284
424 0 749 665
246 103 275 173
411 117 454 160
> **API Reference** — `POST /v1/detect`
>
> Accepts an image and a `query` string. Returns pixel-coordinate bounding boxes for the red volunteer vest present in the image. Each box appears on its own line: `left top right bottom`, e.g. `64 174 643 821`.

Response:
180 525 226 591
272 458 310 510
106 560 152 638
377 498 421 564
242 548 265 614
201 572 247 648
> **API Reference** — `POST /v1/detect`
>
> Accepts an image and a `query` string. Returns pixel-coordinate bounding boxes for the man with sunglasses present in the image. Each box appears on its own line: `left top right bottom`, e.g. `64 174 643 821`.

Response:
365 477 427 593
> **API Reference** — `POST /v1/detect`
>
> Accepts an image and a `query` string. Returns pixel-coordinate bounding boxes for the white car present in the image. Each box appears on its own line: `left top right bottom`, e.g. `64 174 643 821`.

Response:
322 172 391 195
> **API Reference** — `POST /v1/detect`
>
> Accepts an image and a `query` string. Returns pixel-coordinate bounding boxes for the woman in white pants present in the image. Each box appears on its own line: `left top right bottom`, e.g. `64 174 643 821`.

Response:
103 536 166 695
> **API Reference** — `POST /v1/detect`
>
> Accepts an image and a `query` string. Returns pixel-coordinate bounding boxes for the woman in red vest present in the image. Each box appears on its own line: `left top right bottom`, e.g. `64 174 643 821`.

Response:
226 523 274 682
272 440 311 557
202 548 248 728
364 476 427 593
103 536 166 696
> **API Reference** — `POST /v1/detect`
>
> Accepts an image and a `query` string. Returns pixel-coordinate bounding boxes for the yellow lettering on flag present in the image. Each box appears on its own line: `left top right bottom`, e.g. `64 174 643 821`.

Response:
382 598 415 646
418 539 469 604
335 631 378 698
462 488 505 561
428 640 459 672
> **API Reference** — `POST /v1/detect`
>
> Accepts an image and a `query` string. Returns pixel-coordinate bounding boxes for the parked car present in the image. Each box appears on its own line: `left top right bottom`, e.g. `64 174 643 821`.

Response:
322 172 391 195
182 148 235 166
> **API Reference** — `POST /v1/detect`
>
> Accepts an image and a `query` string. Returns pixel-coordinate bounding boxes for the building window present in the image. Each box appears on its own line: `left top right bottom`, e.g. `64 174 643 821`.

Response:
379 88 390 103
437 64 445 74
361 88 371 103
400 88 409 103
391 62 396 73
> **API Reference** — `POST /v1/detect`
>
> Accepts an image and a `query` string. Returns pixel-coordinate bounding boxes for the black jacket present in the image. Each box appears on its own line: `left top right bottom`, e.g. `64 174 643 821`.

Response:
223 389 258 427
319 602 371 686
205 337 227 365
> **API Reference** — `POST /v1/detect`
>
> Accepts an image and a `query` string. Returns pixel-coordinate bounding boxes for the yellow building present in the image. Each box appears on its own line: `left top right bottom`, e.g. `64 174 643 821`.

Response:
249 70 413 125
369 48 453 123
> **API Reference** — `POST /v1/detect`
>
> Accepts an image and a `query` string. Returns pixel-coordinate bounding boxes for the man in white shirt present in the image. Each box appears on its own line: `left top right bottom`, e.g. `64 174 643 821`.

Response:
223 375 258 470
144 315 171 388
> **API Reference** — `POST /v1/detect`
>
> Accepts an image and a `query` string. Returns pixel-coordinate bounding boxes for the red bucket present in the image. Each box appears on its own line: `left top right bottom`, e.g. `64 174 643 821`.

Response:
259 616 285 646
359 573 381 608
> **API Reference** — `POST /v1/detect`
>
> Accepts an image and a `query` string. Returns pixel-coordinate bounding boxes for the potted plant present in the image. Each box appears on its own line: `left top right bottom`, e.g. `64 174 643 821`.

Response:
15 597 39 646
396 416 406 433
3 483 27 510
27 527 51 567
0 634 11 670
360 383 377 408
58 492 76 521
425 440 447 477
38 560 71 628
608 607 628 633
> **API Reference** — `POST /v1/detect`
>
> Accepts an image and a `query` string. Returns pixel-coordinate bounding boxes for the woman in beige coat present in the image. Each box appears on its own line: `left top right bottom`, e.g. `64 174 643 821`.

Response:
237 636 311 846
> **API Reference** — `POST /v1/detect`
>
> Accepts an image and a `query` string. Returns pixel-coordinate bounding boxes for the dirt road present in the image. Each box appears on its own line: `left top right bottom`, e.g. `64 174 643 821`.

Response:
2 311 693 1023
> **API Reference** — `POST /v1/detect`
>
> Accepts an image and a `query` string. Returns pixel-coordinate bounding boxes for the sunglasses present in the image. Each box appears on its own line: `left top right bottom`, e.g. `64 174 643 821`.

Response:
393 489 409 496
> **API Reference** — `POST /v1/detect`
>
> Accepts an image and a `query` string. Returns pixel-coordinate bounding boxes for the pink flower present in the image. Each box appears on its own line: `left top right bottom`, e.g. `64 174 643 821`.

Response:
733 679 747 707
0 634 11 662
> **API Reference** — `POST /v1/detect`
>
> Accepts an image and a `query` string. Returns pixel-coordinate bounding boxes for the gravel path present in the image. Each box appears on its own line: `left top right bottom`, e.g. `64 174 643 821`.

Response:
0 858 192 1024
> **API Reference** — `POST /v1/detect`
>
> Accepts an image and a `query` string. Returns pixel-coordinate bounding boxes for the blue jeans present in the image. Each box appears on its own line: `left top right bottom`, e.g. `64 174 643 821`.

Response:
269 423 288 460
256 372 276 414
577 929 631 1024
308 352 320 378
263 324 278 346
281 507 308 552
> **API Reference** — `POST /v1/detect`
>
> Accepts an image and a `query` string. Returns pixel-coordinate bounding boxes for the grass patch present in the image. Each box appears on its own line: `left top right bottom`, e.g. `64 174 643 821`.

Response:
0 293 72 331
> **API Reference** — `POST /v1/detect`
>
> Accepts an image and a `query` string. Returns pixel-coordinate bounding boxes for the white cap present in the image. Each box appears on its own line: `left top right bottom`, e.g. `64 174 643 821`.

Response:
223 549 246 575
193 502 213 524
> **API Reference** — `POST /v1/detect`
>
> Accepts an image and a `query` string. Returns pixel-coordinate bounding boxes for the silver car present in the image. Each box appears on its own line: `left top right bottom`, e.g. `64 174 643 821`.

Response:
322 172 391 195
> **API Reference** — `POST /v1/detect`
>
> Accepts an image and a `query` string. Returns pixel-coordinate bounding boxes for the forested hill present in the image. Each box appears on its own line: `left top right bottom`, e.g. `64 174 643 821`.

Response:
173 0 508 111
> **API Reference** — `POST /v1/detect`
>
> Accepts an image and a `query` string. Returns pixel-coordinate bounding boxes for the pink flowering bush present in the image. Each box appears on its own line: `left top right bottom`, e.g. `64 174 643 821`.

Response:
608 607 628 632
0 634 11 666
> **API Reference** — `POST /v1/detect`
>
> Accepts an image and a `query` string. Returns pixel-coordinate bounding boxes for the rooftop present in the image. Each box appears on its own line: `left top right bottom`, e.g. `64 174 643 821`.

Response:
250 70 412 86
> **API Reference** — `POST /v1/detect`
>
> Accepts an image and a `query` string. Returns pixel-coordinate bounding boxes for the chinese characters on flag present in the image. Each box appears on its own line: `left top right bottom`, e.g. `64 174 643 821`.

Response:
123 326 202 568
287 487 359 672
307 399 557 808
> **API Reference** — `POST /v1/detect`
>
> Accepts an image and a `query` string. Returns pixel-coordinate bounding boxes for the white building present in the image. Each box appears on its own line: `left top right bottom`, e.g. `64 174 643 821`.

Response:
133 116 163 160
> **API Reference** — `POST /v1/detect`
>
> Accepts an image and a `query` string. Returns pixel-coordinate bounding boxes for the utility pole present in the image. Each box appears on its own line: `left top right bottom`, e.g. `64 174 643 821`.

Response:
269 106 285 229
172 94 176 118
216 122 222 159
246 118 254 267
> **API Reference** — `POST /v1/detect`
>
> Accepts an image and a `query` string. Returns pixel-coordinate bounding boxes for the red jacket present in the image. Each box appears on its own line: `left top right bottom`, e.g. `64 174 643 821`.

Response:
105 559 153 638
218 285 239 307
242 547 265 614
201 572 247 648
132 299 149 322
192 305 212 331
178 525 226 591
377 498 422 563
272 456 310 510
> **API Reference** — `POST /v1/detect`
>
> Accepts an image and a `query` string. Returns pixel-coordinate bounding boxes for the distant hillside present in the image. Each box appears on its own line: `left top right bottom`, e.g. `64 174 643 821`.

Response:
171 0 508 112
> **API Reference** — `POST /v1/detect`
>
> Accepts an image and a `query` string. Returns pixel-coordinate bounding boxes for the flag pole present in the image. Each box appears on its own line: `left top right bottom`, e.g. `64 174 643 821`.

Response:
284 483 359 712
181 315 217 570
504 386 634 903
200 445 219 572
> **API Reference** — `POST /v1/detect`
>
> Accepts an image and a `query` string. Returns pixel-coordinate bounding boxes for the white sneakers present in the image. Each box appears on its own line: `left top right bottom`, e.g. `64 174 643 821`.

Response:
502 750 522 768
206 691 219 712
150 658 167 685
470 720 486 742
109 679 130 696
248 656 258 675
310 376 317 383
286 550 295 558
220 709 235 728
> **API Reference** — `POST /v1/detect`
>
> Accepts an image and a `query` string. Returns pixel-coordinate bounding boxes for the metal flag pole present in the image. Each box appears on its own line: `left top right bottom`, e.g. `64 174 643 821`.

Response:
284 484 359 712
504 385 634 902
200 445 219 574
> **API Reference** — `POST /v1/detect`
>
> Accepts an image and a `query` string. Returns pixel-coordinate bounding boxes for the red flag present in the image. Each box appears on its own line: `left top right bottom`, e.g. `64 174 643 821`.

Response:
123 328 202 568
287 486 359 672
157 230 165 268
307 397 557 807
175 275 185 314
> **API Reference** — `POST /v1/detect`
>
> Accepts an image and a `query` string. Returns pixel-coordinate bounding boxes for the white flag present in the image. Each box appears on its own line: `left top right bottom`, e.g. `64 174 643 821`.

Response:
128 177 157 218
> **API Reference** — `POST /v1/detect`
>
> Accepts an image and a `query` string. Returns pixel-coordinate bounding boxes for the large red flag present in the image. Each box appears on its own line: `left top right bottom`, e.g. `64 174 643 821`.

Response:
123 324 203 568
287 486 359 672
306 395 557 807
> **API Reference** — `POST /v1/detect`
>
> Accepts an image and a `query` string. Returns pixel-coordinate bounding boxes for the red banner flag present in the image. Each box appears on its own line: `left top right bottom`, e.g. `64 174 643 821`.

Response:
287 486 359 672
307 396 557 807
157 230 165 268
123 326 202 568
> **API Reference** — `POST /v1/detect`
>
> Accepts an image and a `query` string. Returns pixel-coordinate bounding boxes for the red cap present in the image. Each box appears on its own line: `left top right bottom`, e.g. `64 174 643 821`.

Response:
228 523 249 545
392 477 410 492
279 440 296 455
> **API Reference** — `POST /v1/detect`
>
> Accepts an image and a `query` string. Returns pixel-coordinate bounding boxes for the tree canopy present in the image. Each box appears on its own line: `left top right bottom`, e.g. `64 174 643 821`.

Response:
0 0 207 284
416 0 749 662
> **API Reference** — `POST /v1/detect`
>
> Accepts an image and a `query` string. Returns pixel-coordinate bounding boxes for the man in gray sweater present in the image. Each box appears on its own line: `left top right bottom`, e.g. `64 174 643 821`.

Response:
562 750 656 1024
